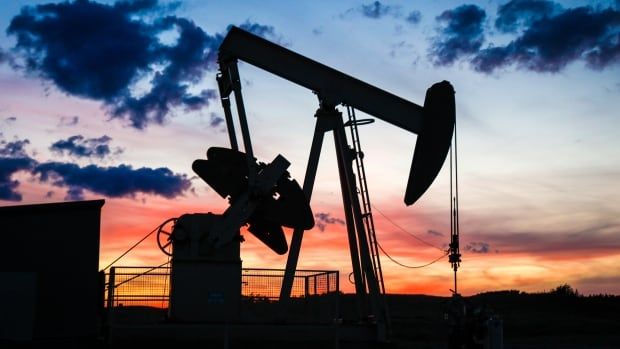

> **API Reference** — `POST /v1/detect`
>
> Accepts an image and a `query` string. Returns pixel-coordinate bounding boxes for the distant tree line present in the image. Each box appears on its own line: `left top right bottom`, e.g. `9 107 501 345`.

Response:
549 283 580 297
475 284 617 298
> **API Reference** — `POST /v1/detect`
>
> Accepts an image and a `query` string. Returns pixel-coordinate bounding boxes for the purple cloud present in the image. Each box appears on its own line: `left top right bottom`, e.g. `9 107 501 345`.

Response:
50 135 121 159
58 115 79 127
315 212 345 232
465 241 491 254
427 229 445 237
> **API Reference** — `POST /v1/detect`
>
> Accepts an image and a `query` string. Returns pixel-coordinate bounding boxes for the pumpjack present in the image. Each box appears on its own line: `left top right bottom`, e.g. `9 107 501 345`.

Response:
157 26 455 343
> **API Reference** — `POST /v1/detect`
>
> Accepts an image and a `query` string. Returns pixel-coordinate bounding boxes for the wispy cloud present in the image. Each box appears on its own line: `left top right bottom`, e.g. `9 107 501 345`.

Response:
314 212 345 232
208 112 225 128
469 223 620 258
427 229 445 237
58 115 79 127
465 241 491 253
359 1 399 19
340 1 421 24
405 10 422 24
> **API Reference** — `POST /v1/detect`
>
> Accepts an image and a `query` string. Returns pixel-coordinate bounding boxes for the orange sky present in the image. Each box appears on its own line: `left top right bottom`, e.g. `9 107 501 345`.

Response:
89 189 620 297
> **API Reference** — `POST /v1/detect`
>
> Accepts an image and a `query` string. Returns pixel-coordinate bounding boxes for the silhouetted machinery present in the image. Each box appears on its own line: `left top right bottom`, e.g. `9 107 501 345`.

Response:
157 26 455 341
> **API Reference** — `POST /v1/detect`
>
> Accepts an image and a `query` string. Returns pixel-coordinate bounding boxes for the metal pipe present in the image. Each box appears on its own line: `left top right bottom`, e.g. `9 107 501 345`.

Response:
279 116 328 306
229 62 256 186
217 72 239 151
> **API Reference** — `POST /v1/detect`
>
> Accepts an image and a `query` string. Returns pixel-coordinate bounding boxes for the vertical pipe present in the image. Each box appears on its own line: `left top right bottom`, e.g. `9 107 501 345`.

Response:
216 72 239 151
221 96 239 151
454 119 460 294
454 269 458 295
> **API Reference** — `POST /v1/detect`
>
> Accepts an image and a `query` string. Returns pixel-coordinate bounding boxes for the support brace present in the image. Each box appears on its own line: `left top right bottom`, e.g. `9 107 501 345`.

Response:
279 105 388 340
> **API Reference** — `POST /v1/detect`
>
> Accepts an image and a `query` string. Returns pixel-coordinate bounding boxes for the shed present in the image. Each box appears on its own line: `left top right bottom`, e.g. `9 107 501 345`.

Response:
0 199 104 341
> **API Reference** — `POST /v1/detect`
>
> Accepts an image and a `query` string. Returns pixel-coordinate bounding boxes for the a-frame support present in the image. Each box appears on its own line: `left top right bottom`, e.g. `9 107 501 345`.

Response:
279 103 388 341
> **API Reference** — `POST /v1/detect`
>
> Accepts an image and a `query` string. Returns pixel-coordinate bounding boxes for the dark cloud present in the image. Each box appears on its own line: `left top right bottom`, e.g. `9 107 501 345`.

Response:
427 229 444 237
0 139 30 158
0 135 191 201
5 117 17 123
8 1 158 100
495 0 561 33
0 139 36 201
108 14 221 128
65 186 85 201
0 157 35 201
7 0 280 129
33 161 191 199
472 5 620 73
428 2 620 73
465 241 491 253
430 4 487 66
406 10 422 24
50 135 121 159
314 212 345 232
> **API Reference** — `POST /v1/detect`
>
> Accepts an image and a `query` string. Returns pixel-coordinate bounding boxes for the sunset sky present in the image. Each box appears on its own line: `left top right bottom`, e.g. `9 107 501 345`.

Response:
1 0 619 296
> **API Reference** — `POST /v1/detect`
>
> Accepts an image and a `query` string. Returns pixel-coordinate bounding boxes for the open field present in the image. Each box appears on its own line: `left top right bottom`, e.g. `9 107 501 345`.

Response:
2 292 618 349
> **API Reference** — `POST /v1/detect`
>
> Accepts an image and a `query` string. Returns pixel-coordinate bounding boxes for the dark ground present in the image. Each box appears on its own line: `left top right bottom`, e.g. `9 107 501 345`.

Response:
3 292 619 349
379 291 620 349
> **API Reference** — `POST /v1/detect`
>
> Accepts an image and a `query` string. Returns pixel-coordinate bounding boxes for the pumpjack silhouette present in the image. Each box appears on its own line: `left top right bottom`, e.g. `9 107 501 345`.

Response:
156 26 455 343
